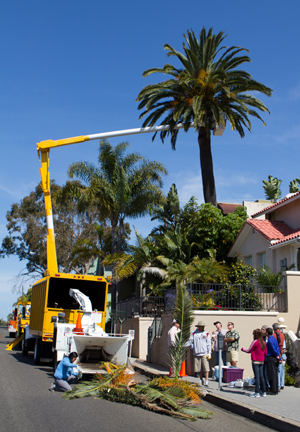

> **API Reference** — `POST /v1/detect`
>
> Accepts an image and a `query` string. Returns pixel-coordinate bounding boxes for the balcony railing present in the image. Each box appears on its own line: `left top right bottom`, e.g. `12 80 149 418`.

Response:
116 296 165 319
115 283 286 319
165 283 286 312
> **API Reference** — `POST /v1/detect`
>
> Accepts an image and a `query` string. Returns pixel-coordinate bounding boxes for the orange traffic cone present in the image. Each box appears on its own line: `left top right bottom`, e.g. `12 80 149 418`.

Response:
73 313 84 335
179 361 187 377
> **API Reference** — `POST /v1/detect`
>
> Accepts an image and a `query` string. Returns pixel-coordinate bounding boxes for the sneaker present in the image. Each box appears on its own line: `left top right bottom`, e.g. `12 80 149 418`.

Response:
204 380 209 386
260 392 267 397
250 392 260 398
199 379 203 386
195 372 199 378
49 383 56 392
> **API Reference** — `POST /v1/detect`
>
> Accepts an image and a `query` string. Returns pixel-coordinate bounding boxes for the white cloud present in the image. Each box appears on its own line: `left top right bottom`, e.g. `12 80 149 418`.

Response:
0 181 36 199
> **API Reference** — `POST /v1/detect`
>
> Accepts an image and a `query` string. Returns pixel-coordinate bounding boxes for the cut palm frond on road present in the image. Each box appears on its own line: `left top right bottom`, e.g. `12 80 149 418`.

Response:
63 364 213 420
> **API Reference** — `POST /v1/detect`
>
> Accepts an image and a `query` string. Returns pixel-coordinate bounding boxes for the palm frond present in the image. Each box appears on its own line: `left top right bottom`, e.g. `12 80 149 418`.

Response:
169 284 194 379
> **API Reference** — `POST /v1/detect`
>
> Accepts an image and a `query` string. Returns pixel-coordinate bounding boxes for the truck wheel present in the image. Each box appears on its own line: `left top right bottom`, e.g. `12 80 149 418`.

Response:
22 337 28 356
34 339 42 365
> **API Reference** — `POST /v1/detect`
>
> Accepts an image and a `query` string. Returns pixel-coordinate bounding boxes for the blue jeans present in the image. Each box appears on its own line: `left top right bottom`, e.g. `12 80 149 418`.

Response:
214 350 227 366
252 362 266 394
278 361 285 389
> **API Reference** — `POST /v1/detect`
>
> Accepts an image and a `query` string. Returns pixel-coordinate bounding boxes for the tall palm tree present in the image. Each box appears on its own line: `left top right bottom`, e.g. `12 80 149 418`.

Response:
151 183 180 234
67 140 167 255
63 140 167 307
137 28 272 206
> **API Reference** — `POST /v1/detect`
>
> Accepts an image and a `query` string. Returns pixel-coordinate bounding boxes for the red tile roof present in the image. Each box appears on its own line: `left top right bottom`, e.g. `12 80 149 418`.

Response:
246 219 300 245
251 191 300 217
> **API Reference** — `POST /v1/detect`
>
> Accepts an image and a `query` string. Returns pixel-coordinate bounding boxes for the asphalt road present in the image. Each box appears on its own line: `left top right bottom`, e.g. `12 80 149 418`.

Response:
0 327 273 432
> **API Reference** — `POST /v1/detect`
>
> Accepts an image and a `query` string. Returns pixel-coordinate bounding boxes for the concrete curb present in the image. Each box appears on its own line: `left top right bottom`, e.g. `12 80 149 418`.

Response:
202 391 300 432
133 364 299 432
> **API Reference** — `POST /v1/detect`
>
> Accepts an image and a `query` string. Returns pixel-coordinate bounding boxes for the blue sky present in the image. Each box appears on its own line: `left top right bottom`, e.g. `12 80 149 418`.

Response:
1 0 300 318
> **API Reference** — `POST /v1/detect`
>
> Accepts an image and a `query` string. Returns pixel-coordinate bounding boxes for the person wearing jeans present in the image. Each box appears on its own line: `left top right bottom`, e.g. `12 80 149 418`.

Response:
53 351 79 392
241 329 267 398
261 325 270 389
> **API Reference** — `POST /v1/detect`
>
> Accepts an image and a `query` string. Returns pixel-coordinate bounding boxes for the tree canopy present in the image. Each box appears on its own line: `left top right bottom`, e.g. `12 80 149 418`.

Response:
137 27 272 205
0 181 106 284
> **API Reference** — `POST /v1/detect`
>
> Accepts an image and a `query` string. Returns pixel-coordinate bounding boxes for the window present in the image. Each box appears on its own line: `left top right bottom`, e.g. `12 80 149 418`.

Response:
280 258 287 271
245 256 252 266
259 252 266 267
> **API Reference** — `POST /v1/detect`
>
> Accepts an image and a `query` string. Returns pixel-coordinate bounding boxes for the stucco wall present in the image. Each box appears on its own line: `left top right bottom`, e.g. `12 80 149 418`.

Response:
243 200 270 218
237 228 297 273
151 310 278 378
121 272 300 378
272 199 300 229
121 317 154 360
238 228 272 270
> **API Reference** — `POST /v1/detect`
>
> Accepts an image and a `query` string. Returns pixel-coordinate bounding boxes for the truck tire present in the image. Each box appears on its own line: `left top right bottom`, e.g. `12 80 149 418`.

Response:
34 338 42 365
22 337 28 356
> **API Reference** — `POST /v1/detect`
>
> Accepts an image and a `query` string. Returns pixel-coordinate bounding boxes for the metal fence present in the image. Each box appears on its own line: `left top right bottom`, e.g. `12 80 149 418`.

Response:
116 296 165 319
165 283 286 312
116 283 286 318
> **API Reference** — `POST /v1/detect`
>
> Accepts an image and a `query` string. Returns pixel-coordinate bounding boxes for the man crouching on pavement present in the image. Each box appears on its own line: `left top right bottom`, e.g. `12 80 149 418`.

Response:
189 321 211 386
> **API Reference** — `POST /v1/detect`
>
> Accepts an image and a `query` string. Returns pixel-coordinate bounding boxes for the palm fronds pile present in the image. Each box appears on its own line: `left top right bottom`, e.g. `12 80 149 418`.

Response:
63 364 213 420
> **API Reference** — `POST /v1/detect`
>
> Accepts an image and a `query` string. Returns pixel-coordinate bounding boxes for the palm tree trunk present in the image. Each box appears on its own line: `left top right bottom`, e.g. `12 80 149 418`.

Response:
118 218 124 252
198 127 217 206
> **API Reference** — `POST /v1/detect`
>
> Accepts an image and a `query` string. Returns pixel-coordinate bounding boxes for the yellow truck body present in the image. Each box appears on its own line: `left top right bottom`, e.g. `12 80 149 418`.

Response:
17 300 31 336
27 270 108 362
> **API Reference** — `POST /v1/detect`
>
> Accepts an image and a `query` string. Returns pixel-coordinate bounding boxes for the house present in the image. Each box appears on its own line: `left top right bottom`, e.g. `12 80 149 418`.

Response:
228 192 300 273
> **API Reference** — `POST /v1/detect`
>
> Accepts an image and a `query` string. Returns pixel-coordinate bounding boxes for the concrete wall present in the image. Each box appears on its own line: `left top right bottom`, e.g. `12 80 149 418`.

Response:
279 272 300 333
151 310 278 378
121 317 154 360
243 200 271 218
237 228 297 273
272 199 300 230
122 272 300 378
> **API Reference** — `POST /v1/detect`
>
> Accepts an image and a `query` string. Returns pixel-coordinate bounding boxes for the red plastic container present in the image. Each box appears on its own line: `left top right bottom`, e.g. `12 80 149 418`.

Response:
222 367 244 383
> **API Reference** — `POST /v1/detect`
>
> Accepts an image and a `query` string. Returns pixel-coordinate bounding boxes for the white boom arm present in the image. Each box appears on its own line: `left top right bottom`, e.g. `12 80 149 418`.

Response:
69 289 93 313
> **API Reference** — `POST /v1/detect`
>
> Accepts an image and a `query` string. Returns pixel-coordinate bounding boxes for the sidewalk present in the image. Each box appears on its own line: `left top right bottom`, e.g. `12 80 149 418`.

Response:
131 359 300 432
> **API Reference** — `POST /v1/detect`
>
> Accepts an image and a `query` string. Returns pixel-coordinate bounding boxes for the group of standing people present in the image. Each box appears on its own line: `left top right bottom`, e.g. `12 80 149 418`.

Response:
242 323 286 397
168 319 286 397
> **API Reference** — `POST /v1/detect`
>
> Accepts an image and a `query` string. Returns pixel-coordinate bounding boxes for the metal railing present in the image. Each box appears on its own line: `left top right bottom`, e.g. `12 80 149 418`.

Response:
116 283 286 318
165 283 286 312
116 296 165 319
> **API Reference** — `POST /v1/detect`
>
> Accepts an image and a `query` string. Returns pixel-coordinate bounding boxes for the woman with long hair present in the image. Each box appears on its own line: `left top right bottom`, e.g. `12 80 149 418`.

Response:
242 329 267 398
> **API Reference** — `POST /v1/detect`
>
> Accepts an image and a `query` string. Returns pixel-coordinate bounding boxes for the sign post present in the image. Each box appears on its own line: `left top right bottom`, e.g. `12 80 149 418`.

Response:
218 332 224 390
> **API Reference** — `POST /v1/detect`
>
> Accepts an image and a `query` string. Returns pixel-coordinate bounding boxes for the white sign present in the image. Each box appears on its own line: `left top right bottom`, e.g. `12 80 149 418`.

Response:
129 329 135 340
